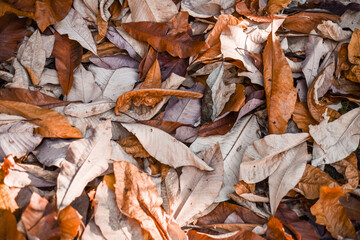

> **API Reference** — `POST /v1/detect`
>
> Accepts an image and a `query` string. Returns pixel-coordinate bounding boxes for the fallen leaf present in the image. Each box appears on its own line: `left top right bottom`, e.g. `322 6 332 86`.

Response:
64 100 115 118
58 206 82 240
266 216 294 240
171 143 224 226
122 123 212 170
187 229 265 240
292 102 317 132
191 114 260 201
0 12 27 62
54 8 97 54
114 161 186 240
53 31 83 95
0 1 34 18
340 10 360 31
81 219 105 240
0 210 25 240
317 20 352 41
0 100 82 138
106 26 140 60
221 84 246 114
0 184 18 212
32 139 71 167
331 153 359 193
158 51 189 81
310 186 356 239
198 111 238 137
127 0 178 22
348 28 360 65
263 29 297 134
265 0 291 14
181 0 234 18
57 120 112 209
89 54 139 70
141 59 162 89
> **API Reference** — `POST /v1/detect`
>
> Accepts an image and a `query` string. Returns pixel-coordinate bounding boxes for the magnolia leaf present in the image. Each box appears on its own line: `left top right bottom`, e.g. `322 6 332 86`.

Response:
310 187 356 239
292 102 317 132
88 64 115 90
20 29 45 85
171 143 224 226
181 0 234 18
103 67 138 101
55 8 97 55
57 120 112 210
66 65 102 103
113 161 186 240
6 58 30 89
191 115 260 202
94 180 143 239
64 100 116 118
0 122 43 160
0 100 82 138
121 123 212 171
127 0 178 22
0 114 25 126
310 107 360 166
263 28 297 134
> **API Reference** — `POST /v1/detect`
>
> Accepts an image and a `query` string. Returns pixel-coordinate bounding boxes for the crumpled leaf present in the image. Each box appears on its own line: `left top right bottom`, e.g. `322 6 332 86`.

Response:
310 186 356 239
53 31 82 95
57 120 112 209
122 123 212 171
127 0 178 22
263 29 297 134
309 107 360 166
240 133 311 214
141 59 161 89
0 122 42 160
317 20 352 41
114 161 186 240
191 115 260 201
122 12 206 58
171 143 224 226
0 184 18 212
54 8 97 54
0 100 82 138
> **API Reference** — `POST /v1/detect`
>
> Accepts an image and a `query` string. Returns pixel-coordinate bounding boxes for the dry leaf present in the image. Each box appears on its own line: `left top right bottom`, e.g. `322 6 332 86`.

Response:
32 139 71 167
331 153 359 193
292 102 317 132
114 161 186 240
64 100 115 118
265 0 291 14
121 123 213 170
317 20 352 41
57 120 112 209
0 184 18 212
171 143 224 226
266 216 294 240
348 28 360 65
310 186 356 239
187 229 265 240
127 0 178 22
106 26 140 60
0 210 25 240
90 54 139 70
263 28 297 134
0 100 82 138
58 206 82 240
81 219 105 240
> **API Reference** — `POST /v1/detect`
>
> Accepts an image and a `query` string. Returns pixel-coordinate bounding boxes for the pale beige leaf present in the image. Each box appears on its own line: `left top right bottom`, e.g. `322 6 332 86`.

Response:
32 139 71 167
128 0 178 22
39 68 59 85
114 27 147 58
57 120 112 210
171 143 224 226
0 122 42 160
110 141 139 167
81 219 105 240
64 100 116 118
99 0 113 21
340 10 360 31
190 115 260 202
94 181 143 240
66 65 102 103
6 59 30 89
317 21 352 41
122 123 212 171
41 34 55 58
181 0 234 18
88 64 115 90
103 67 138 101
20 30 45 85
55 8 97 54
0 114 25 126
309 107 360 166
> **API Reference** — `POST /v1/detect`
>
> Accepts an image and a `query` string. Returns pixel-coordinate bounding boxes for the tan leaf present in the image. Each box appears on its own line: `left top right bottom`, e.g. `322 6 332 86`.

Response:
115 89 203 114
348 28 360 65
292 102 317 132
81 219 105 240
103 67 138 101
187 229 265 240
0 184 18 212
122 123 212 170
221 84 246 114
331 153 359 193
263 28 297 134
114 161 186 240
57 120 112 209
0 210 25 240
296 164 339 199
127 0 178 22
140 59 161 89
58 206 82 240
0 100 82 138
118 135 150 158
265 0 292 14
317 21 352 41
171 143 224 226
234 180 255 196
310 186 356 239
309 107 360 166
64 100 115 118
35 0 72 32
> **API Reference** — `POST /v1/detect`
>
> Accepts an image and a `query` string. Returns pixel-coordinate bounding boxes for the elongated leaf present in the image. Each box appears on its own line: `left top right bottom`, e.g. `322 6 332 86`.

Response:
0 100 82 138
55 8 97 54
106 26 140 60
127 0 178 22
348 29 360 65
64 100 116 118
171 143 223 226
103 67 138 101
191 114 260 201
187 229 265 240
57 120 112 209
53 32 82 95
122 123 212 171
89 55 139 70
0 210 25 240
263 29 297 134
32 139 71 167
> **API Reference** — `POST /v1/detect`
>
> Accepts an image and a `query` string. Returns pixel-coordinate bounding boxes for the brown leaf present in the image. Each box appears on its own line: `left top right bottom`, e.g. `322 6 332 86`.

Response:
282 12 339 34
118 135 150 158
139 46 157 80
296 164 339 199
348 28 360 65
292 102 317 132
114 161 186 240
331 153 359 193
0 88 68 108
0 184 18 212
263 31 297 134
122 12 206 58
0 210 25 240
187 229 265 240
0 12 27 62
34 0 72 32
234 180 255 196
58 206 82 240
265 0 292 14
340 195 360 221
0 1 34 18
310 186 356 239
198 111 238 137
81 42 123 62
0 100 82 138
140 59 161 89
115 89 203 114
53 31 82 95
221 84 246 114
266 216 294 240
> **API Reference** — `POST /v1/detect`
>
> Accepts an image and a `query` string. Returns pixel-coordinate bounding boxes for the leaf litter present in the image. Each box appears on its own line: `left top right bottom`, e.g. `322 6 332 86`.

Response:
0 0 359 239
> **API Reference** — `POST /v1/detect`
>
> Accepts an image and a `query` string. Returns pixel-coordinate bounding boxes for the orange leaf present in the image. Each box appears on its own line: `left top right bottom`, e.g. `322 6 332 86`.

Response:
292 102 317 132
331 153 359 193
265 0 292 14
234 180 255 196
348 28 360 65
122 12 206 58
53 31 82 95
0 100 82 138
187 229 265 240
310 186 356 239
0 184 18 212
0 1 34 19
140 59 162 89
263 31 297 134
115 89 203 114
221 84 246 114
0 210 25 240
118 136 150 158
266 216 294 240
58 206 82 240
